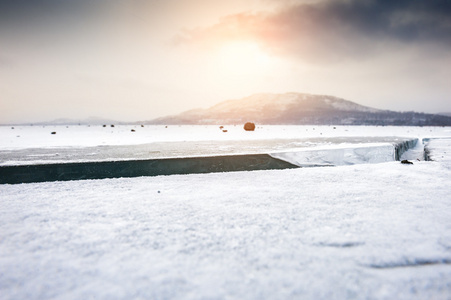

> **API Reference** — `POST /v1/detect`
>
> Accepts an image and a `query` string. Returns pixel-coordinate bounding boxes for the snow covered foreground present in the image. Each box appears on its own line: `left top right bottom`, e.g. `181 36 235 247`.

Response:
1 140 451 299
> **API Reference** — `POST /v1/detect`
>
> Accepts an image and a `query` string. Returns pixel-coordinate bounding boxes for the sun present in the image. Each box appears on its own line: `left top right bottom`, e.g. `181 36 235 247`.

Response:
217 41 272 75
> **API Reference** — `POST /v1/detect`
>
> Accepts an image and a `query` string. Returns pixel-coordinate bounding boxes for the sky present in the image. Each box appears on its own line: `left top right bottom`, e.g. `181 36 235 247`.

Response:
1 0 451 123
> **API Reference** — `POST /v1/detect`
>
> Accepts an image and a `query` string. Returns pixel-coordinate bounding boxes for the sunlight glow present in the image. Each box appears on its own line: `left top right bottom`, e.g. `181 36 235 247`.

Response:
217 41 272 75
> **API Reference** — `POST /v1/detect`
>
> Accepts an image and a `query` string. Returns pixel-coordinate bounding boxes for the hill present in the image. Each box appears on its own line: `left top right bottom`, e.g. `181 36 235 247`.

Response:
147 93 451 126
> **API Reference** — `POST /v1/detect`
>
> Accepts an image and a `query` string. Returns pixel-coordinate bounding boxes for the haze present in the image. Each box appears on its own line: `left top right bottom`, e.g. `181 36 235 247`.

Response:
1 0 450 123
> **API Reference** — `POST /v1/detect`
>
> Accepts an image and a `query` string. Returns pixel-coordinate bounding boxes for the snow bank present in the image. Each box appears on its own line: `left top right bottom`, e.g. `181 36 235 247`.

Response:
1 140 451 299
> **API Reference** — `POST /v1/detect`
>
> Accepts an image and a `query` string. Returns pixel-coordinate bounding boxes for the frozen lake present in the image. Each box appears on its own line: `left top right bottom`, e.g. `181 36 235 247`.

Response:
1 125 448 167
2 125 450 150
1 125 451 299
0 125 433 183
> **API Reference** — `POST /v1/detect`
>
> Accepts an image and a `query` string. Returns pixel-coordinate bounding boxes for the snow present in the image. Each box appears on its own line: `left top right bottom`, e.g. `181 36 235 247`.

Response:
1 126 451 299
425 138 451 167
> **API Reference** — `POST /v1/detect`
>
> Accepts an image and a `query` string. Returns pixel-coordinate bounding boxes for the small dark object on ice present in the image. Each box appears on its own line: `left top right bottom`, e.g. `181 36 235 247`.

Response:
219 126 224 129
131 129 135 132
244 122 256 131
103 124 106 127
111 124 115 127
51 132 56 135
141 125 144 127
11 127 14 129
401 160 413 164
222 129 228 132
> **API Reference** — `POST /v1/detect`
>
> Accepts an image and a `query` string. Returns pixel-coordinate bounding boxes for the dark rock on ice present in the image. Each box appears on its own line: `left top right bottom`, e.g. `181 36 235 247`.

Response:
401 160 413 164
244 122 256 131
51 132 56 135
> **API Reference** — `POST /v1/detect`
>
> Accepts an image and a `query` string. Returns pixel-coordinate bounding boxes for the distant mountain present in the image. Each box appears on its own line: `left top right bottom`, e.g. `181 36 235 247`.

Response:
147 93 451 126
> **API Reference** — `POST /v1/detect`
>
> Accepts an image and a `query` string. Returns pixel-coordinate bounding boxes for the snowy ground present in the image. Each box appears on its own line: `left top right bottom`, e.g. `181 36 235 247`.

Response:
1 126 451 299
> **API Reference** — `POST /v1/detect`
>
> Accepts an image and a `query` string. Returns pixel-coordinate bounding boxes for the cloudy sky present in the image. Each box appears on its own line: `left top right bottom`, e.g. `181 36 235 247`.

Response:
1 0 450 123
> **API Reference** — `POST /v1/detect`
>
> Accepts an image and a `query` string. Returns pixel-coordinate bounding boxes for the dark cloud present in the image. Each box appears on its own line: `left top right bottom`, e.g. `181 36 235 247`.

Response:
319 0 451 43
0 0 88 19
178 0 451 61
0 0 121 28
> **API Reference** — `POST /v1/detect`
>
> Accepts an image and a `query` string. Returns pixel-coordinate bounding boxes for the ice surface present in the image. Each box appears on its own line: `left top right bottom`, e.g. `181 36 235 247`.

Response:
1 126 451 299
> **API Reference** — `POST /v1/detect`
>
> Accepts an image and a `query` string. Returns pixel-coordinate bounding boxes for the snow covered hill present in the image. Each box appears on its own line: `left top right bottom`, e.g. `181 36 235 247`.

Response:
148 93 451 126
